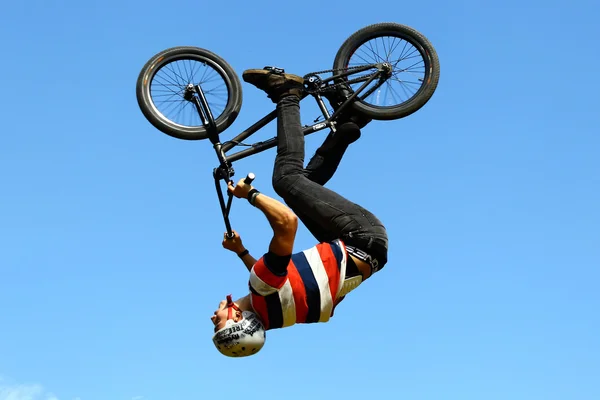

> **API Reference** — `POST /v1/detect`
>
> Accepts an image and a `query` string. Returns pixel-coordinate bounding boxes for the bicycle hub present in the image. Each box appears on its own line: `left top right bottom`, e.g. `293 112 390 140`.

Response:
381 62 393 78
183 84 196 101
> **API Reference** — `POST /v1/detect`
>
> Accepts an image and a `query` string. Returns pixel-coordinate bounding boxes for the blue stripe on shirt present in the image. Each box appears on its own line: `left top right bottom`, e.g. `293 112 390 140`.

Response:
292 251 321 323
265 292 283 329
329 241 343 270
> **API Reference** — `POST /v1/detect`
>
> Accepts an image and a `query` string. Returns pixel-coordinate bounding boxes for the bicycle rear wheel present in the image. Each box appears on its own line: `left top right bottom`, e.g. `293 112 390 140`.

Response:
136 47 242 140
333 23 440 120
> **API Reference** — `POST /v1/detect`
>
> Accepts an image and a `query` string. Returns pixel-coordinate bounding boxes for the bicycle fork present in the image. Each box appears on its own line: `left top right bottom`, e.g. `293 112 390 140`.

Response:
185 83 254 239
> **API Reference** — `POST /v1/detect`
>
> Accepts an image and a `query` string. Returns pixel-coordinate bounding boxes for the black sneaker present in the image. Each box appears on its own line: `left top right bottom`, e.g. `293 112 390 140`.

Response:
242 68 305 103
316 121 362 155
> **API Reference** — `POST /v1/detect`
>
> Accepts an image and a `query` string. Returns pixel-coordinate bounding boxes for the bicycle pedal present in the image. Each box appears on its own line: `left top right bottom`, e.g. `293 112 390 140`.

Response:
264 66 285 74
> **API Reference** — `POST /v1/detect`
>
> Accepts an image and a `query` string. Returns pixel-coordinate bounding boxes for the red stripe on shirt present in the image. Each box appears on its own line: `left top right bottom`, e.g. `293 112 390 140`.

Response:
250 293 270 330
317 243 342 304
253 257 287 289
286 261 308 323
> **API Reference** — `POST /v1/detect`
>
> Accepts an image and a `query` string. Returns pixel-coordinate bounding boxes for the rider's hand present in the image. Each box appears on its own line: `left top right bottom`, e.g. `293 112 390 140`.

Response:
227 178 253 199
222 230 245 253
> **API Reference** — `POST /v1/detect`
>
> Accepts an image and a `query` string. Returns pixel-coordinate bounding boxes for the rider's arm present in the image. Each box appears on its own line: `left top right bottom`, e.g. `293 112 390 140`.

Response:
222 231 257 272
228 179 297 274
251 192 298 258
238 251 257 272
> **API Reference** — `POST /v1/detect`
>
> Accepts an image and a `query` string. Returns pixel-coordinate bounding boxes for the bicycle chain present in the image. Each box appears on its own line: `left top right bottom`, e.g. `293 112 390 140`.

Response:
302 65 377 94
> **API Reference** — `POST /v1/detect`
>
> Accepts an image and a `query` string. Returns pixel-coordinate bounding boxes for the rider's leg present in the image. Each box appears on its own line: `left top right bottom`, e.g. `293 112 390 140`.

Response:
241 69 388 267
322 89 372 129
304 121 361 186
272 95 387 265
304 86 375 185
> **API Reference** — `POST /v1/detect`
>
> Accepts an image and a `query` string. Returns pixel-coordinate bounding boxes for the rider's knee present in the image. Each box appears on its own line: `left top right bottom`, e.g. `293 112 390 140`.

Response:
272 174 298 199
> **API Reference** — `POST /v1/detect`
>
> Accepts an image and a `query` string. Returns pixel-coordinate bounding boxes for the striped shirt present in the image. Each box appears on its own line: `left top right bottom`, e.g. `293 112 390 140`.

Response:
249 239 348 330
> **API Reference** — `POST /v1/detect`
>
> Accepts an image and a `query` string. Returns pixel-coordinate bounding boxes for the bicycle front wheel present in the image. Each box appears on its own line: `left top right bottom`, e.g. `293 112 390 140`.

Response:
333 23 440 120
136 47 243 140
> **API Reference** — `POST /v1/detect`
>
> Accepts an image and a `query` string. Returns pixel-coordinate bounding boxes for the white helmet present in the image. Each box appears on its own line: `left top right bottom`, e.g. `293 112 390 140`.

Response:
212 295 266 357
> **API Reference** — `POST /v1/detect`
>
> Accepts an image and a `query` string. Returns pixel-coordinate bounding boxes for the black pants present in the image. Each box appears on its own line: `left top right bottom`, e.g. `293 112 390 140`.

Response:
271 96 388 268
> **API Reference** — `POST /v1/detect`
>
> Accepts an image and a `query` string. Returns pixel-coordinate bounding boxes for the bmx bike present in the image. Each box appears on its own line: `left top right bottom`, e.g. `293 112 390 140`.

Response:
135 22 440 237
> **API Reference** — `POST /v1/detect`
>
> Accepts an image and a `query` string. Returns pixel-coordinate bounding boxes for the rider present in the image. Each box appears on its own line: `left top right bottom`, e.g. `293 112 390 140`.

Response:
211 68 389 357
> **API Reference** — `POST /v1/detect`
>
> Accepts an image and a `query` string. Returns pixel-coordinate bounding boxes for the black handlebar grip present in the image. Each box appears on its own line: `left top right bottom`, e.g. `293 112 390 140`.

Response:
244 173 255 185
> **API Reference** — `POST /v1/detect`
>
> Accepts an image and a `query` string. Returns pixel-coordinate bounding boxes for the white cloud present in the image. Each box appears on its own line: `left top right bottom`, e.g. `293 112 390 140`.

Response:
0 378 132 400
0 382 58 400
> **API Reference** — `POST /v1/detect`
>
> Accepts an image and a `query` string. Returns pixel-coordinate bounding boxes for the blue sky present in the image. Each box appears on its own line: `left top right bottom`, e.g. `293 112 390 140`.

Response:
1 0 599 399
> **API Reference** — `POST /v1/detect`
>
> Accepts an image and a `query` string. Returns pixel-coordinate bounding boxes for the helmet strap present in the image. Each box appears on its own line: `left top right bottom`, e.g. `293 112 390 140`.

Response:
226 294 241 320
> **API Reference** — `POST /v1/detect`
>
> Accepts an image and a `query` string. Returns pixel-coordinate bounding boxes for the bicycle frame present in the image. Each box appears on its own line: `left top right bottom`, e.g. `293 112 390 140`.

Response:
189 63 391 237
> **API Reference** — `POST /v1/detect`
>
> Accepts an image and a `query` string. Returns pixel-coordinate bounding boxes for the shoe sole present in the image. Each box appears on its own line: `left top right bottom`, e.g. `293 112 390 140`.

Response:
242 69 304 85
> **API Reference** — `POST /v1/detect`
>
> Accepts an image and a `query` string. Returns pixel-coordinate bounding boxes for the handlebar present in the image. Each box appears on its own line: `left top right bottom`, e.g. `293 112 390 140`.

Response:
224 172 256 239
244 172 255 185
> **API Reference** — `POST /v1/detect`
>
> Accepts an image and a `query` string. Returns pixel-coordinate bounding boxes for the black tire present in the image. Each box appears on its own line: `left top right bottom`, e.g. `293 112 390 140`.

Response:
333 23 440 120
136 46 242 140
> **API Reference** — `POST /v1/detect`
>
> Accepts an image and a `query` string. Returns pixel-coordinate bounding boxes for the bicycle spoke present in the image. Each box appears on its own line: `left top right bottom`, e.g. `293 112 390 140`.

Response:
386 81 402 105
352 48 378 66
342 32 429 108
365 41 385 64
182 59 193 84
148 56 231 128
389 37 405 59
200 60 212 83
172 61 189 86
162 98 187 120
397 40 413 62
189 59 202 80
155 70 184 92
